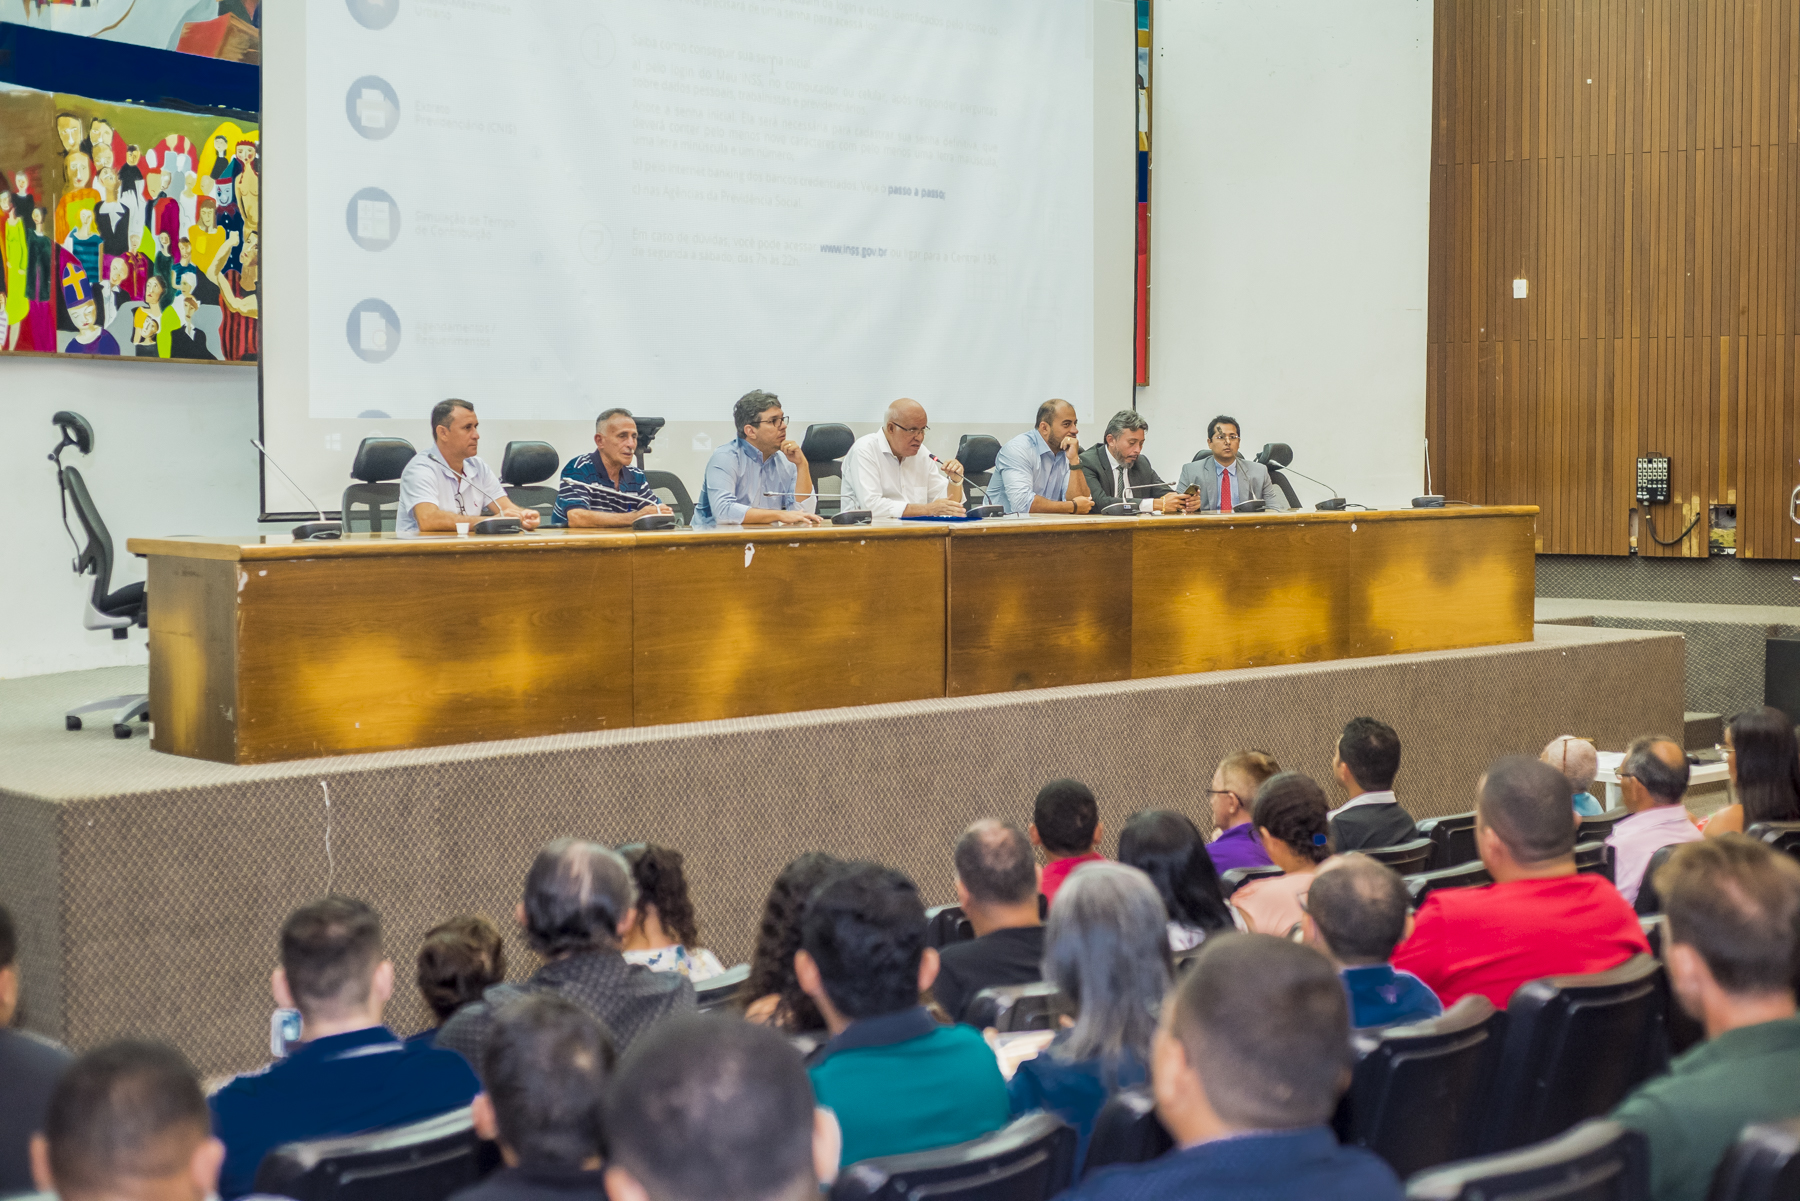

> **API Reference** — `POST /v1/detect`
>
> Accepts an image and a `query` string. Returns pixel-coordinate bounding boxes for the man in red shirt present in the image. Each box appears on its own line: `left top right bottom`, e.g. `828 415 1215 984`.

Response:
1030 779 1106 908
1392 756 1648 1008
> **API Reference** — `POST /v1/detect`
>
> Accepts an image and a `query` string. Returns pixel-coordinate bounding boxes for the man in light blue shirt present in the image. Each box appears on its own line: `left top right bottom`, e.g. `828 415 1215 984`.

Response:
694 390 824 526
990 399 1094 515
396 399 543 537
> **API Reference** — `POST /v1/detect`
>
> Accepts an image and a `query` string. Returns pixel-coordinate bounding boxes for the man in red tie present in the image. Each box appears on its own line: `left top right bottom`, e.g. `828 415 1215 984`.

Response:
1174 416 1287 512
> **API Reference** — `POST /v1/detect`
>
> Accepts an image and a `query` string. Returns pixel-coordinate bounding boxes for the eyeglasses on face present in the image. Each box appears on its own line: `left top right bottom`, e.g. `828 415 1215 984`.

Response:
888 422 929 436
756 414 790 427
1212 432 1241 442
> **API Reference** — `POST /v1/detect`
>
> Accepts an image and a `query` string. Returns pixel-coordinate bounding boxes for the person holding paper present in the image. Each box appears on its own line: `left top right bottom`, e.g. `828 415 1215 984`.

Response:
551 407 673 527
842 398 965 519
694 390 822 526
991 399 1094 515
398 398 543 537
1078 410 1183 513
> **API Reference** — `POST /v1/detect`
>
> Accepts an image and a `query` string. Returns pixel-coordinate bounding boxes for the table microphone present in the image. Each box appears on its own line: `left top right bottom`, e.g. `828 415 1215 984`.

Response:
250 439 342 540
1104 473 1178 516
459 478 525 534
928 454 1001 518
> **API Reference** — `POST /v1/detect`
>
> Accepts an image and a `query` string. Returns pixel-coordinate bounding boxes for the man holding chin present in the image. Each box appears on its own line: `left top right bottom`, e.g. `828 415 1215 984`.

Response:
991 398 1094 515
695 389 823 526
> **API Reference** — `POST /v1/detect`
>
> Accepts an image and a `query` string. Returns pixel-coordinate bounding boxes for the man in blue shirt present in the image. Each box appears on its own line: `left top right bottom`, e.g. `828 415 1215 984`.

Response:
1066 934 1402 1201
1303 854 1443 1030
210 897 481 1198
990 399 1094 515
694 389 823 526
551 407 673 527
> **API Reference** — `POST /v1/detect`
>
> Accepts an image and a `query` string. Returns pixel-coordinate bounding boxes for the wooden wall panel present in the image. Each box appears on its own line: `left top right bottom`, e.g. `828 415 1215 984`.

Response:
1429 0 1800 559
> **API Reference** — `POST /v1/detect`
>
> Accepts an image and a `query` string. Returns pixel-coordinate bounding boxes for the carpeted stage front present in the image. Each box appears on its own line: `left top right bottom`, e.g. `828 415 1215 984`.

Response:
1 623 1682 1077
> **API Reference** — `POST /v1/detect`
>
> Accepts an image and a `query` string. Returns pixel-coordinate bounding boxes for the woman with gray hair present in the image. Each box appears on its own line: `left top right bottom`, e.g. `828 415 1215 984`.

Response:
1542 734 1605 816
1006 861 1171 1172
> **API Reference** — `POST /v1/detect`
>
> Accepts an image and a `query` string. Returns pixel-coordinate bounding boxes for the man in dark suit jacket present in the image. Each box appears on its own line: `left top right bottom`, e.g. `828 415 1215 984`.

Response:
167 296 217 360
1078 410 1185 513
1328 717 1421 851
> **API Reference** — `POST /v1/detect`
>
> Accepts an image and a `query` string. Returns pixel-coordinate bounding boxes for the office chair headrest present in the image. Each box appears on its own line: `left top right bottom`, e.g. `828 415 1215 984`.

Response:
500 440 560 486
633 416 667 456
52 410 95 457
350 437 417 483
801 423 855 463
956 434 1002 476
1254 442 1294 469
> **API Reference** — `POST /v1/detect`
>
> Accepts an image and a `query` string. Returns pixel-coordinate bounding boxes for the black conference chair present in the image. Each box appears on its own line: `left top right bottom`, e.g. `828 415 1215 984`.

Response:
644 470 694 526
832 1112 1076 1201
1220 865 1284 897
1406 1120 1648 1201
253 1107 500 1201
1361 838 1436 875
1636 916 1706 1056
1745 821 1800 863
1417 812 1478 870
1250 442 1303 509
957 434 1002 509
1334 996 1502 1179
926 904 975 948
341 436 416 533
1707 1117 1800 1201
1404 861 1492 903
695 962 749 1013
1083 1085 1173 1178
1578 808 1630 844
964 983 1067 1033
499 440 560 518
802 423 856 517
1632 844 1681 916
1573 840 1612 881
1476 955 1666 1155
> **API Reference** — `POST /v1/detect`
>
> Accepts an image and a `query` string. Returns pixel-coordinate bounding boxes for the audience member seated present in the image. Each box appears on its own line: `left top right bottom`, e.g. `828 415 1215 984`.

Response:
1232 774 1332 936
210 896 481 1198
1612 837 1800 1201
1117 810 1239 951
1033 779 1106 908
30 1041 223 1201
742 852 844 1035
440 841 694 1067
618 844 727 982
1392 756 1649 1008
1205 750 1281 872
1328 718 1421 851
1542 734 1606 817
1064 934 1402 1201
0 903 72 1196
1609 736 1703 906
413 914 508 1047
1303 854 1442 1029
797 863 1009 1167
1008 863 1168 1171
453 993 614 1201
604 1015 840 1201
933 820 1045 1023
1703 707 1800 837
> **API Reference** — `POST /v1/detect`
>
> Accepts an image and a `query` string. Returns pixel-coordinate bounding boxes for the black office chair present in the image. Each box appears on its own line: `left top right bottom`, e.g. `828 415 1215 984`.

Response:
964 983 1068 1033
1361 838 1436 874
253 1107 501 1201
1220 865 1285 897
1573 840 1612 881
1404 861 1492 902
1632 844 1681 916
51 413 152 739
1417 812 1479 870
1083 1085 1172 1177
1578 808 1630 844
1707 1117 1800 1201
1334 996 1501 1178
695 963 749 1013
499 440 560 518
1250 443 1303 509
801 423 856 517
956 434 1003 509
831 1112 1076 1201
644 471 694 526
1745 821 1800 863
341 436 416 533
1476 955 1666 1155
1406 1120 1648 1201
926 904 975 948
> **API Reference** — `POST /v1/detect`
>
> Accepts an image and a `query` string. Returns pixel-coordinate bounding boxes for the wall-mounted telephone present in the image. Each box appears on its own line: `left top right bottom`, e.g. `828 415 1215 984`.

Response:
1636 456 1671 504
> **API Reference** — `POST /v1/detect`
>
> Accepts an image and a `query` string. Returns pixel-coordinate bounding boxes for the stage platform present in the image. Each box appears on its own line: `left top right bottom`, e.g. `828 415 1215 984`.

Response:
1 622 1682 1077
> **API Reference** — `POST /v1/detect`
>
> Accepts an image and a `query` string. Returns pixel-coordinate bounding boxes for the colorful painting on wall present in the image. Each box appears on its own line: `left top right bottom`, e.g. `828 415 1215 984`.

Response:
1 0 259 62
0 86 258 362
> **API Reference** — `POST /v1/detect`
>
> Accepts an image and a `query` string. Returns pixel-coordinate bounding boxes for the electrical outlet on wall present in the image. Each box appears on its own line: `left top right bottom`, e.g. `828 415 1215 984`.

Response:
1513 278 1529 299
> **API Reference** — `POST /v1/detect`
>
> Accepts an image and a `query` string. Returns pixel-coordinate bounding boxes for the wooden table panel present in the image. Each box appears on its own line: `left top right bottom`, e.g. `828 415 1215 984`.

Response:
147 557 240 763
1346 511 1537 656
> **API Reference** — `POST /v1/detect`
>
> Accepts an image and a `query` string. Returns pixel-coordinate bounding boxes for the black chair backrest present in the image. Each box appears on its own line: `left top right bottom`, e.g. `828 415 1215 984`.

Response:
1404 861 1492 902
964 983 1067 1033
644 470 694 526
1477 955 1666 1155
695 963 750 1014
252 1107 500 1201
926 903 975 948
350 436 416 483
957 434 1002 478
59 465 118 613
832 1112 1076 1201
1745 821 1800 862
1573 840 1612 881
1266 468 1302 509
1083 1085 1173 1178
1633 844 1682 916
1406 1120 1648 1201
802 423 856 472
342 483 402 533
1578 808 1630 844
500 440 559 487
1417 812 1479 870
1335 996 1502 1178
1361 838 1436 874
1707 1117 1800 1201
1220 865 1285 897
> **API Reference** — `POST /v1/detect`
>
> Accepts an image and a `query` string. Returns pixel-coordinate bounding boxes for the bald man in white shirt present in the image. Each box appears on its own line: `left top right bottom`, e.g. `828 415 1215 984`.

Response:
842 399 966 520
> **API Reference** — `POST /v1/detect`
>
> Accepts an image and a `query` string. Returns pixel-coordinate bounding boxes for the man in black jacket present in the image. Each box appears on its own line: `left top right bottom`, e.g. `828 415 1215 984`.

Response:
1327 717 1421 852
933 820 1045 1023
1078 410 1184 513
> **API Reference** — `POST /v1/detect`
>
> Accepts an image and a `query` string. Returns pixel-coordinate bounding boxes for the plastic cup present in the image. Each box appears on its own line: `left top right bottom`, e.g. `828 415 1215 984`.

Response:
455 522 470 537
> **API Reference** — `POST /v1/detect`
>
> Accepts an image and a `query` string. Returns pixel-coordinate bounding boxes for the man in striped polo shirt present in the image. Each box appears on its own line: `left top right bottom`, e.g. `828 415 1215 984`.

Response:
551 408 674 527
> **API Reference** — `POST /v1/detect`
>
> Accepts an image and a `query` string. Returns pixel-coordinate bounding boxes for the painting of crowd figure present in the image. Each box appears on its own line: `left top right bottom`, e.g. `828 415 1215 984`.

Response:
0 88 259 363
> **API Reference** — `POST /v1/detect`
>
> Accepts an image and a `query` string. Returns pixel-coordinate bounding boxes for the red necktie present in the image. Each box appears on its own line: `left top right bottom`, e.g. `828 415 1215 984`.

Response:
1221 467 1233 513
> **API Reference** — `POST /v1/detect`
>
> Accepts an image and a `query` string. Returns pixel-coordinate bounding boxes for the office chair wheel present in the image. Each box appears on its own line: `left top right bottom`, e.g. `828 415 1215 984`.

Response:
113 723 134 740
67 715 82 731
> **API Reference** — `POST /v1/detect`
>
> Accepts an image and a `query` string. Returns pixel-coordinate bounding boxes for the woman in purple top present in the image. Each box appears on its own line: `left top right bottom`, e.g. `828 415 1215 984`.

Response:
1206 750 1280 872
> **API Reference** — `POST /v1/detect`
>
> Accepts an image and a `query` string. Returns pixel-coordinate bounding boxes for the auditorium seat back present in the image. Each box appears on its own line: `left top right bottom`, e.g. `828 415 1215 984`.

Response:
341 436 416 533
695 962 749 1013
1082 1085 1172 1177
499 440 560 518
1573 840 1612 881
1416 812 1478 870
1577 808 1630 844
1706 1117 1800 1201
1403 860 1491 902
1636 917 1705 1056
1406 1120 1648 1201
1745 821 1800 864
964 982 1067 1033
1632 844 1680 915
802 423 856 516
1333 995 1501 1178
831 1112 1076 1201
926 903 975 948
1219 865 1284 897
252 1106 499 1201
1360 838 1435 874
1476 954 1666 1155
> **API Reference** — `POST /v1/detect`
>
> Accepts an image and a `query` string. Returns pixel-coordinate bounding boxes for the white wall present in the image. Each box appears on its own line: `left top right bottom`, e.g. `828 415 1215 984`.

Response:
1135 0 1434 508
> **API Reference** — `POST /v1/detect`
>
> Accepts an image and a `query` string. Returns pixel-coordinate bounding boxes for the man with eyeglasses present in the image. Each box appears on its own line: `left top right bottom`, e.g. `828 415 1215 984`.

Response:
397 398 544 537
991 399 1094 515
842 398 966 519
1077 409 1184 512
1173 415 1288 513
695 389 823 526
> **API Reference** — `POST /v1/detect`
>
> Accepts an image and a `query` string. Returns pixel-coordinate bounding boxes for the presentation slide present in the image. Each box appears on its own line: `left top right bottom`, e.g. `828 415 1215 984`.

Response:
262 0 1115 517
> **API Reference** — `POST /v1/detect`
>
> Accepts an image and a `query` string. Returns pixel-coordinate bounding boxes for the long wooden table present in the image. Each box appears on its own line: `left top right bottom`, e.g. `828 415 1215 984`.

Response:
129 507 1537 764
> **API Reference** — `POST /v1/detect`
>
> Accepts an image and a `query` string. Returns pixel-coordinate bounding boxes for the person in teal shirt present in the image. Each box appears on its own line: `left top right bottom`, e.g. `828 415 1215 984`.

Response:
796 863 1010 1168
1612 836 1800 1201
